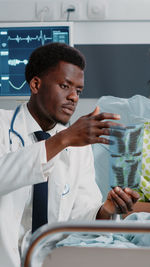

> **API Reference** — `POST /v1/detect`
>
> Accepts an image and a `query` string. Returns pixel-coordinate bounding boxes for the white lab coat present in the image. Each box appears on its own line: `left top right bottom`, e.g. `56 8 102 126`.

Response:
0 103 102 267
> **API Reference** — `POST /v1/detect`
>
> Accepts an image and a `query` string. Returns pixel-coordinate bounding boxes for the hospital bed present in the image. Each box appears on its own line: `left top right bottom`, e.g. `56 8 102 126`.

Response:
23 220 150 267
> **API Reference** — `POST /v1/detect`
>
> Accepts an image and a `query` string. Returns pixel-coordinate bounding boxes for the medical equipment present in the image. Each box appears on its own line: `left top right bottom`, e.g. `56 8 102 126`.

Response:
9 105 25 147
23 220 150 267
0 22 73 99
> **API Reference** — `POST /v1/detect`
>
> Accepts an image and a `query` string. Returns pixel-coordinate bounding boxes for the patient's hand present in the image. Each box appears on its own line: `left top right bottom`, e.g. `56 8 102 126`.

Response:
97 187 140 219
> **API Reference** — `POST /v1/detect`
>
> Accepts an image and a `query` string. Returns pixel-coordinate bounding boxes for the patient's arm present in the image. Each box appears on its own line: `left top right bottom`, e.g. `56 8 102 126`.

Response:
122 202 150 218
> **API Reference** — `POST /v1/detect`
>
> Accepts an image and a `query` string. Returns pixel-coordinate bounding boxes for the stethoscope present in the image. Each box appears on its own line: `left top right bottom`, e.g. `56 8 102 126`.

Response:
8 105 70 196
9 105 25 147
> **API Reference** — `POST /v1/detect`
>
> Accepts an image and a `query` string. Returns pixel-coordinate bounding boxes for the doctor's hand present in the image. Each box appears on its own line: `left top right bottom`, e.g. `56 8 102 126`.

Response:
45 106 121 162
62 106 121 147
96 187 140 219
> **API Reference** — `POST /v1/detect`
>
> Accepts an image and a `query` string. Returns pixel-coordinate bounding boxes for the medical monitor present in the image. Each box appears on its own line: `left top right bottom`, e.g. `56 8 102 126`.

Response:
0 22 73 101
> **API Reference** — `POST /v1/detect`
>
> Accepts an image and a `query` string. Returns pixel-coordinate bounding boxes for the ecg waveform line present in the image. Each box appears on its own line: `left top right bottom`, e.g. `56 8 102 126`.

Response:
7 30 52 45
8 59 28 66
9 80 26 90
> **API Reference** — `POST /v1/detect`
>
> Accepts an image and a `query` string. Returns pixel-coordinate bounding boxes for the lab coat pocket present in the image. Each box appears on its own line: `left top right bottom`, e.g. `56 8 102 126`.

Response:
47 150 71 223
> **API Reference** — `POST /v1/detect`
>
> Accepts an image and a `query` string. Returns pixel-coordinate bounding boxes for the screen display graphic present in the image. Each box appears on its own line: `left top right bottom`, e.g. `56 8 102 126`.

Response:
0 23 72 97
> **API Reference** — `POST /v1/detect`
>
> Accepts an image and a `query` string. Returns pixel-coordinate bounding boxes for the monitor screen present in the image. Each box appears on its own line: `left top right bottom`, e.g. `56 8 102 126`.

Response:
0 22 73 98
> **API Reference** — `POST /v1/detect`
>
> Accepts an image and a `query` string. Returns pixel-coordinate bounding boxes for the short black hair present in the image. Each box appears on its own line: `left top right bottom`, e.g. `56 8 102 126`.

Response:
25 42 86 84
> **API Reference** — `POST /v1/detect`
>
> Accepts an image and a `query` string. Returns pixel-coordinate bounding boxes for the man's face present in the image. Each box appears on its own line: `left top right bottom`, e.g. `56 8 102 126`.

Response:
32 61 84 128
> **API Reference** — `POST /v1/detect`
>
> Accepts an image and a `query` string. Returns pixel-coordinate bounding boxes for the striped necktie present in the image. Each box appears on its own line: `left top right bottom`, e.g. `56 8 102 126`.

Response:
32 130 50 233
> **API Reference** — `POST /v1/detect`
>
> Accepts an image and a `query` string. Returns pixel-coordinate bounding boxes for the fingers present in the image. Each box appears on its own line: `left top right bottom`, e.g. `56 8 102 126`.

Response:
89 110 122 134
86 134 114 145
88 106 100 117
124 188 140 203
95 112 121 121
95 137 110 145
108 196 123 214
92 106 100 116
94 120 123 130
109 187 136 214
85 108 121 135
87 107 120 121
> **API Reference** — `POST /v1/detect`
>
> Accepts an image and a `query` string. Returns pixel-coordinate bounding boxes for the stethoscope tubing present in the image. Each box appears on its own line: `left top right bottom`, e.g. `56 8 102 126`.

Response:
9 105 25 147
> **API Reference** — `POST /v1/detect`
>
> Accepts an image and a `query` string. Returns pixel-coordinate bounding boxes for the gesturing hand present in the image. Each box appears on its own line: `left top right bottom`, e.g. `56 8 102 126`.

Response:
63 106 121 147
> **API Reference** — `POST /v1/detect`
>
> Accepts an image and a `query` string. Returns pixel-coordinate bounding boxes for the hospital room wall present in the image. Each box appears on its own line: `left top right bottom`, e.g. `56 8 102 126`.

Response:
1 0 150 122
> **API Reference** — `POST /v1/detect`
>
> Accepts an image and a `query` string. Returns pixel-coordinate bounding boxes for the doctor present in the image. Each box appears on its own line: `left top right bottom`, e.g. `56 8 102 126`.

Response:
0 42 139 267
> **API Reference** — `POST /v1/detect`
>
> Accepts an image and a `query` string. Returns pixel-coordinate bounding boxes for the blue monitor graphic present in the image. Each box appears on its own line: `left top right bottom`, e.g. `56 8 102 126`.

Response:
0 22 73 97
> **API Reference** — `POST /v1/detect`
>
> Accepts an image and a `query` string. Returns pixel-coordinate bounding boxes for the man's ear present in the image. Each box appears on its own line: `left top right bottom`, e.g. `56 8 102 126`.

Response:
30 76 41 94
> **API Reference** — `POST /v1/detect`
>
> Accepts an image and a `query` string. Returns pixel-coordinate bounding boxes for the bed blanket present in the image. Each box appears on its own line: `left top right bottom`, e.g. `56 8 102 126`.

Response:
57 212 150 248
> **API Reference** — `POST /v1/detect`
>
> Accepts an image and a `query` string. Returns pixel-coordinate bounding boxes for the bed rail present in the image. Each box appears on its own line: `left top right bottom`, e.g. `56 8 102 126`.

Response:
23 220 150 267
